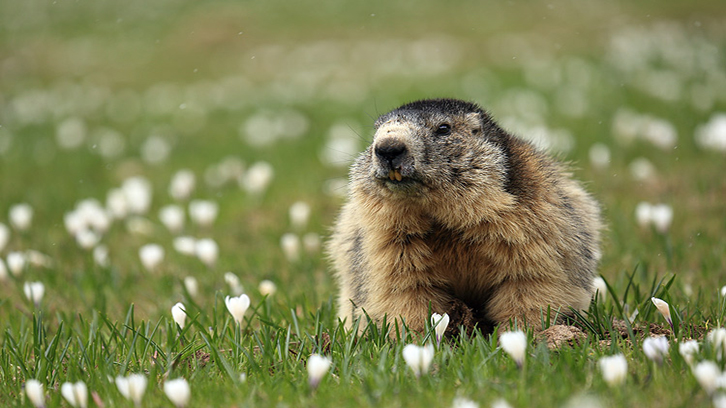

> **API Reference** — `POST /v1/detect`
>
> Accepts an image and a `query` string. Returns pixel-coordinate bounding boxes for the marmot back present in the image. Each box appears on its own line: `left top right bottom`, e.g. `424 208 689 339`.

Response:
327 98 602 334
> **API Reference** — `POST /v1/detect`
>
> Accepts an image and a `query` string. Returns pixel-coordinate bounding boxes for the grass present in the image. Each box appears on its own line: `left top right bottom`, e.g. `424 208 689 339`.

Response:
1 0 726 406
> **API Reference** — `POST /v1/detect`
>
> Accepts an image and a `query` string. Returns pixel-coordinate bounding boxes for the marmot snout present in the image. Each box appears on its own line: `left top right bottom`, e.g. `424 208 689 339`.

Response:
328 98 602 334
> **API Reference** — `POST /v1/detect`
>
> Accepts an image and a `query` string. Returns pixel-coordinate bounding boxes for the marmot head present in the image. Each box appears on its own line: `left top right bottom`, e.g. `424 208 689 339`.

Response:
353 99 511 210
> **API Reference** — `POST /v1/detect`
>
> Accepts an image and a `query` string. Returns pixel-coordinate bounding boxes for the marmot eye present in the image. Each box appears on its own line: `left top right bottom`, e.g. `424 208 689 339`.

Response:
435 123 451 136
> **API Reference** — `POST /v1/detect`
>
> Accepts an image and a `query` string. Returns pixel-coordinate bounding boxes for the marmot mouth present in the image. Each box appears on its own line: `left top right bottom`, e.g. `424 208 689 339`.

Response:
387 169 403 182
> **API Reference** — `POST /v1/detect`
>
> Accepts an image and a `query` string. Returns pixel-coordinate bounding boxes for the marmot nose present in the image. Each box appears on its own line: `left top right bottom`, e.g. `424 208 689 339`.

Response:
374 141 407 167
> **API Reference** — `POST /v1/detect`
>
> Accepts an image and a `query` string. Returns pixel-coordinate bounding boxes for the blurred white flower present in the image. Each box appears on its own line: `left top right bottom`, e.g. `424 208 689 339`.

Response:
402 343 434 377
452 397 479 408
592 276 607 302
225 294 250 324
629 157 656 181
500 330 527 368
7 251 27 276
431 313 450 345
280 233 301 262
171 302 187 329
164 378 191 408
75 199 111 234
106 188 129 219
183 276 199 298
188 200 218 227
159 205 185 234
23 281 45 306
289 201 311 230
9 203 33 231
224 272 244 295
651 297 672 328
679 340 699 366
0 222 10 251
169 169 196 201
116 374 147 405
650 204 673 233
75 229 100 250
173 236 197 256
642 117 677 150
56 117 87 149
721 285 726 298
195 238 219 267
715 394 726 408
707 328 726 361
598 354 628 386
240 161 274 196
635 202 653 229
693 360 721 395
588 143 611 170
122 177 153 215
258 280 277 297
61 381 88 408
307 354 332 389
491 399 514 408
642 336 669 365
139 244 164 271
141 135 171 164
25 379 44 408
25 250 52 268
695 113 726 152
302 232 321 254
93 245 109 267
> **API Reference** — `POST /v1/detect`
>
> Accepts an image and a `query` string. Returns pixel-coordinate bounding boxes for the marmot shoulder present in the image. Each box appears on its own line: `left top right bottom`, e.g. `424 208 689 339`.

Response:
327 98 602 334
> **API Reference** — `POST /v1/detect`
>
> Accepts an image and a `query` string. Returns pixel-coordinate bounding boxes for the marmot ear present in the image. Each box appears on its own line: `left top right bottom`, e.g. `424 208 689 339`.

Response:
464 112 484 135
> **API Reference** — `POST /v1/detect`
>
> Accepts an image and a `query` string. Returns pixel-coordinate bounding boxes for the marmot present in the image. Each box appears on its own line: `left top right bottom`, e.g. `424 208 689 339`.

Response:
327 98 601 334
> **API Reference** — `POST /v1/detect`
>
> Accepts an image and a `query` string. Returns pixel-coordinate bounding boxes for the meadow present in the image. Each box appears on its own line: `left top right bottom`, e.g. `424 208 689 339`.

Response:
1 0 726 406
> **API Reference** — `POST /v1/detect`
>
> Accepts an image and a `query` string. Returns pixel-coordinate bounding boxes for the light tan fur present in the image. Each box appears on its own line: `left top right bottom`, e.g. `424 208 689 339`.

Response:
327 99 601 333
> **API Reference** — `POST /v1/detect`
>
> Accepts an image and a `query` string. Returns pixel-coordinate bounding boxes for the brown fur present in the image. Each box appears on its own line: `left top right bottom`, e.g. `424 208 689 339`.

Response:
327 99 602 333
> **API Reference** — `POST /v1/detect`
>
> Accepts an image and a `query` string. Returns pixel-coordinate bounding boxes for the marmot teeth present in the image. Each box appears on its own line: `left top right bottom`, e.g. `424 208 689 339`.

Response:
388 169 403 181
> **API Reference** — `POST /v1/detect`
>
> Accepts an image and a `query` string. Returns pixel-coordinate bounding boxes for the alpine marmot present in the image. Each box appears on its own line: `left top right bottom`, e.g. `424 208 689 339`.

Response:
327 98 602 334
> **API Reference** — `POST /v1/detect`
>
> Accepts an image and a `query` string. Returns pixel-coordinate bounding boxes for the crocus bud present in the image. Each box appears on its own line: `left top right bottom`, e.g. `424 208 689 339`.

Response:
195 238 219 268
159 205 185 234
258 280 277 297
188 200 218 227
183 276 198 298
402 344 434 377
61 381 88 408
116 374 147 406
693 360 720 395
679 340 699 366
592 276 607 302
289 201 311 230
163 378 191 408
9 203 33 231
307 354 332 389
23 281 45 306
500 330 527 368
171 302 186 329
651 297 672 329
430 313 450 345
139 244 164 271
642 336 669 365
225 294 250 324
25 379 44 408
598 354 628 386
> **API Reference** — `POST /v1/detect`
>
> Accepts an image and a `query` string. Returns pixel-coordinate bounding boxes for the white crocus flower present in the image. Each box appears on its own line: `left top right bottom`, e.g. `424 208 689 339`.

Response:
159 205 185 233
171 302 187 329
224 272 244 295
195 238 219 267
139 244 164 271
500 330 527 368
302 232 321 254
9 203 33 231
651 297 672 328
598 354 628 386
452 397 479 408
225 294 250 324
188 200 218 227
116 374 147 406
430 313 450 345
61 381 88 408
592 276 607 302
23 281 45 306
25 379 44 408
240 161 274 196
164 378 191 408
122 177 153 215
679 340 699 366
173 236 197 256
707 328 726 361
307 354 332 389
169 169 196 201
7 251 27 276
650 204 673 233
289 201 311 230
93 245 109 267
258 280 277 297
635 202 653 229
280 233 301 262
693 360 721 395
183 276 199 298
402 344 434 377
642 336 669 365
